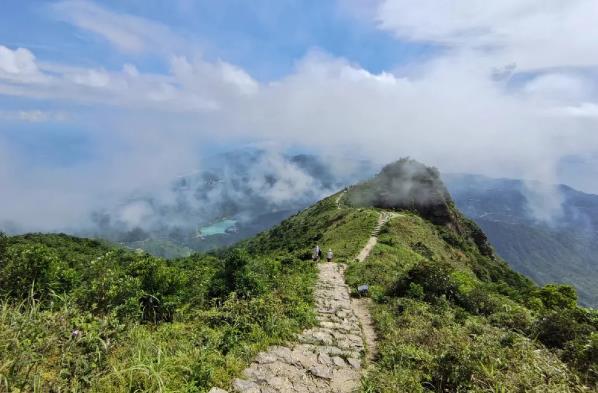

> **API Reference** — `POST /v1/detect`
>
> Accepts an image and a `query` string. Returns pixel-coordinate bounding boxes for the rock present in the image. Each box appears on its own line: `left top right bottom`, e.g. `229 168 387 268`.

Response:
232 379 260 393
347 358 361 369
309 365 333 380
317 351 332 365
208 388 228 393
332 356 346 367
255 352 277 364
269 346 294 363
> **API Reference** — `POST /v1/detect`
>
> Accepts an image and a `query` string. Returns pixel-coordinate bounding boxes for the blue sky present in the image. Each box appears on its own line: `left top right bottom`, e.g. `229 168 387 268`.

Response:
0 0 438 79
0 0 439 170
1 0 598 229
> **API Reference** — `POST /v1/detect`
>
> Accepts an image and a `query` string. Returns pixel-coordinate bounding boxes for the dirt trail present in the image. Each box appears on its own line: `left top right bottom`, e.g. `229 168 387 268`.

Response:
355 212 397 262
212 211 394 393
335 190 347 209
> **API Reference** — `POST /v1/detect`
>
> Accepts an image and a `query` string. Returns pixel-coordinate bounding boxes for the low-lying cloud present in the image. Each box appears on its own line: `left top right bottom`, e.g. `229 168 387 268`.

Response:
1 0 598 232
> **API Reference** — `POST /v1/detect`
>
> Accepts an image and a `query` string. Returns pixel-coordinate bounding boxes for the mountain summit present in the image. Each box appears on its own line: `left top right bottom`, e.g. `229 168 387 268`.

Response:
0 159 596 392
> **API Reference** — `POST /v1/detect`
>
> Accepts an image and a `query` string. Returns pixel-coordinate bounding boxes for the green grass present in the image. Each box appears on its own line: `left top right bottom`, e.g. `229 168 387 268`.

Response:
346 213 597 392
0 231 317 392
1 167 596 392
361 299 581 393
246 192 379 262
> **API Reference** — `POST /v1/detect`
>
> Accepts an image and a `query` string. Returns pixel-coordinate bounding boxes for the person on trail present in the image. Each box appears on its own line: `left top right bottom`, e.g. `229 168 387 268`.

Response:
313 245 322 261
327 249 333 262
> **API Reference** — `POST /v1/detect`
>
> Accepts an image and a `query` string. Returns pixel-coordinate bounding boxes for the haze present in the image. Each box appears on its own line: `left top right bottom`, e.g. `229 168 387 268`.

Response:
2 0 598 232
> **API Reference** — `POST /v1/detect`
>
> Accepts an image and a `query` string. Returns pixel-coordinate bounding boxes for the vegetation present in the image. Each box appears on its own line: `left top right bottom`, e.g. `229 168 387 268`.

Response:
0 192 377 391
1 159 596 392
344 161 597 392
445 173 598 308
0 233 317 391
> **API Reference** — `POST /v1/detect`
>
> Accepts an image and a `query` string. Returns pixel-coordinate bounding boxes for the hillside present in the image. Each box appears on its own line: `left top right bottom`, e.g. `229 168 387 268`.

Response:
0 159 596 392
82 150 374 257
79 152 598 312
445 174 598 307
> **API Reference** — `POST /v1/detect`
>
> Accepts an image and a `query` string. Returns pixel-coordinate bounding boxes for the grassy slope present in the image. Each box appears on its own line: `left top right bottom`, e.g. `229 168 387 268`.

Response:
0 193 378 392
346 212 597 392
245 192 379 263
0 234 316 391
1 173 596 392
477 219 598 307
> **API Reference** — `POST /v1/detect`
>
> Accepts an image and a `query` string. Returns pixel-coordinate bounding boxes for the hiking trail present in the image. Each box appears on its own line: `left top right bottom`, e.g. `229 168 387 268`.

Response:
211 209 394 393
355 211 397 262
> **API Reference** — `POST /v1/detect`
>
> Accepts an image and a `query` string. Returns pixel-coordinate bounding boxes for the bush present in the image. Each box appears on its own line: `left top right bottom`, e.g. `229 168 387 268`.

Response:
538 284 578 310
563 332 598 386
488 306 533 334
0 231 7 258
406 283 424 300
458 287 500 316
393 260 458 301
534 310 587 349
0 244 64 299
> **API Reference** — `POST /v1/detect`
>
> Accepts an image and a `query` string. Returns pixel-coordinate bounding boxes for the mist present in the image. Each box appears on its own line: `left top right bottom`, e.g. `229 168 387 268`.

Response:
2 0 598 233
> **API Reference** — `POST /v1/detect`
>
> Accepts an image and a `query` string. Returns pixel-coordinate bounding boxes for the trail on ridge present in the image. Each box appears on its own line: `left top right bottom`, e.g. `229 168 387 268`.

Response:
356 212 397 263
213 209 394 393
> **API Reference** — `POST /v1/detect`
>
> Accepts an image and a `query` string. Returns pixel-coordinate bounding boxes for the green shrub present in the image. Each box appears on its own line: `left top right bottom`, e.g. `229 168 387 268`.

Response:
393 260 458 301
406 282 424 300
563 332 598 386
458 287 500 315
488 305 533 334
0 244 64 299
534 310 587 349
538 284 578 310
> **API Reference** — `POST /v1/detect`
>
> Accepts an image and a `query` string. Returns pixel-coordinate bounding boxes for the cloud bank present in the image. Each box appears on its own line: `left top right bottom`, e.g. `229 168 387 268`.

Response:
1 0 598 231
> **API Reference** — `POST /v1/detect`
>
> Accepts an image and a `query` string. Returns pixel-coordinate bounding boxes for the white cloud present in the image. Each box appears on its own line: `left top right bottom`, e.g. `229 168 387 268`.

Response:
50 0 184 54
0 46 38 75
2 1 598 230
560 103 598 118
122 63 139 77
0 110 69 123
219 62 259 96
370 0 598 70
71 69 111 88
521 73 597 113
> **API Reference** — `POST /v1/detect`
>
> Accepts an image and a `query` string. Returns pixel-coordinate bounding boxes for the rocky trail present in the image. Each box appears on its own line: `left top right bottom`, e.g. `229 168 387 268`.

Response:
211 209 394 393
356 211 397 263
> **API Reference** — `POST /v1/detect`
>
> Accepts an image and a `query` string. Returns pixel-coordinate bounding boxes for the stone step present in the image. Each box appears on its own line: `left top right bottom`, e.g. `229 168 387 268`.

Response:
221 213 386 392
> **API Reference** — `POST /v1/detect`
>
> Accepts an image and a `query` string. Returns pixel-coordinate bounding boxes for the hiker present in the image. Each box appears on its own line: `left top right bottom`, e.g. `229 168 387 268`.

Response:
327 248 333 262
313 245 322 261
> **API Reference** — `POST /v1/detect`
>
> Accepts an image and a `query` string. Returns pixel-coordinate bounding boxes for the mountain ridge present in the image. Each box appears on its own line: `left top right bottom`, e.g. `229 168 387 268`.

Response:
445 173 598 307
1 159 595 391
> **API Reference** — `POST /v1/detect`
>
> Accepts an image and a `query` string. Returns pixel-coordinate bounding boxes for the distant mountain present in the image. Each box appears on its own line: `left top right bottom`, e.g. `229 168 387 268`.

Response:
84 150 374 255
3 160 595 390
444 174 598 307
82 152 597 307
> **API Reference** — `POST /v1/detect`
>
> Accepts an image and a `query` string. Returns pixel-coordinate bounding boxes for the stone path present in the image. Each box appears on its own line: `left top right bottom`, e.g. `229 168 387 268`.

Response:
221 263 364 393
211 211 393 393
355 212 396 262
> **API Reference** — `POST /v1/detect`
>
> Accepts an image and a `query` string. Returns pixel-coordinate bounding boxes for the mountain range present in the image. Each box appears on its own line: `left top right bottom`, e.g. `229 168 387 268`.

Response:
73 151 598 307
445 174 598 307
1 159 595 391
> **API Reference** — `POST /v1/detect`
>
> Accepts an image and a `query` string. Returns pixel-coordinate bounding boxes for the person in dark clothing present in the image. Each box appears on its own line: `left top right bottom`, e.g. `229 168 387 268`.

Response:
313 245 322 261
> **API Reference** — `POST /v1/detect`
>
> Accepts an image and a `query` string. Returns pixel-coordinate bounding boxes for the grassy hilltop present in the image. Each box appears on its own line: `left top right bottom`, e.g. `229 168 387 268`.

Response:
0 159 596 392
344 160 597 392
